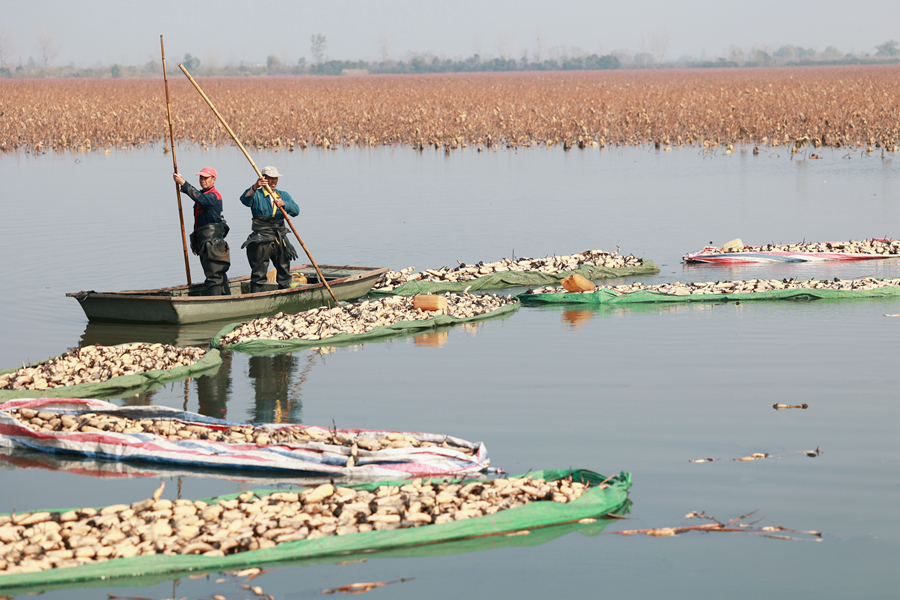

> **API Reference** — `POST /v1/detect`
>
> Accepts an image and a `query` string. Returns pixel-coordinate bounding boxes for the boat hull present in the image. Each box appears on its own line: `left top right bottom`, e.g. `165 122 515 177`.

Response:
67 265 387 325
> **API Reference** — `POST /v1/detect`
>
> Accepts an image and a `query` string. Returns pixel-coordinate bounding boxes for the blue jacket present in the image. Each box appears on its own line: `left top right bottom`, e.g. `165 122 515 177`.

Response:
181 183 224 229
240 187 299 220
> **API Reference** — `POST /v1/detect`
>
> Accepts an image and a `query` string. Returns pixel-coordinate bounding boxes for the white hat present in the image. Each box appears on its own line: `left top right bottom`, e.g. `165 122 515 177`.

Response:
261 166 283 177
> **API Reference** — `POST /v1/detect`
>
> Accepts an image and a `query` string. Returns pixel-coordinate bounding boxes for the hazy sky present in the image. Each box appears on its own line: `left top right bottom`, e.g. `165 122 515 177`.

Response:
1 0 898 67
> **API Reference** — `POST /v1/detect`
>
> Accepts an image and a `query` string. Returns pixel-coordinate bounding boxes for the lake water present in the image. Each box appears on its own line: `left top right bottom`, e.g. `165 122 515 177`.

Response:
0 144 898 599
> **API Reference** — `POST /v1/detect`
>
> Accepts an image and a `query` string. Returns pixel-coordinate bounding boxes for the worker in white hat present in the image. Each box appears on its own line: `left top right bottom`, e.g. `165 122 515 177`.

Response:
239 166 300 293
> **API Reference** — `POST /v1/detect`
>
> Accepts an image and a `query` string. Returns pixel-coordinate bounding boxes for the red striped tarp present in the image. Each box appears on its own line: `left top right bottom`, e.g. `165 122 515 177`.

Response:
0 398 490 480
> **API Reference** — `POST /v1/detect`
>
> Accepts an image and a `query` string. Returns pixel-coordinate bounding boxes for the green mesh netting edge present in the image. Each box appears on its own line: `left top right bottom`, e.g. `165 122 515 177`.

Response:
210 301 520 353
0 469 630 591
0 348 222 401
368 260 660 296
517 284 900 306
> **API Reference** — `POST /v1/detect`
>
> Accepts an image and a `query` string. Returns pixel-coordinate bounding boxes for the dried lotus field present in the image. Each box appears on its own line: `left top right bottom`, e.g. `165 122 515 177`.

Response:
2 66 900 154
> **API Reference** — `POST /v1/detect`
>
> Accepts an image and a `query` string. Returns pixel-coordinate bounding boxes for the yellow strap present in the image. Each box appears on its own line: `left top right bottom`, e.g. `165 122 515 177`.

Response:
262 187 281 216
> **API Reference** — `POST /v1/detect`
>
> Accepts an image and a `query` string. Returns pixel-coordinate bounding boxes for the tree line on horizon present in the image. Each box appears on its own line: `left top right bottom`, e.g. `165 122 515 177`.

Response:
0 30 898 79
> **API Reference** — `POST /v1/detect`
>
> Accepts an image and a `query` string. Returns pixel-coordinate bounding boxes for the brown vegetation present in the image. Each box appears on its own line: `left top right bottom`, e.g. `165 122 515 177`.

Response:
1 66 899 154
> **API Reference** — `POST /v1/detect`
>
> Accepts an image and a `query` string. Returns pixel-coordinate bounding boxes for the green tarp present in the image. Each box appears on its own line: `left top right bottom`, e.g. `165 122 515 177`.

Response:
211 301 520 354
368 261 660 296
517 284 900 306
0 348 222 402
0 504 633 595
0 469 631 593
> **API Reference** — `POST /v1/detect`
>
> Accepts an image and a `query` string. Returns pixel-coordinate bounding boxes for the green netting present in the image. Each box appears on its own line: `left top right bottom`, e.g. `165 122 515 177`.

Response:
0 469 631 592
0 504 633 595
517 284 900 306
368 261 660 296
211 301 520 354
0 348 222 402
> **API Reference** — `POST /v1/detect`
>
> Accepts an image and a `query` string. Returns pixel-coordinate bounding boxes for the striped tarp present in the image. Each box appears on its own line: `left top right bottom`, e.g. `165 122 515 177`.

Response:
0 398 489 479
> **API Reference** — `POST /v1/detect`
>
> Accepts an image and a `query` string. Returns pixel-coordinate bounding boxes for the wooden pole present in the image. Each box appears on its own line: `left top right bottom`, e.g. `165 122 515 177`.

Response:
160 35 192 285
177 64 339 304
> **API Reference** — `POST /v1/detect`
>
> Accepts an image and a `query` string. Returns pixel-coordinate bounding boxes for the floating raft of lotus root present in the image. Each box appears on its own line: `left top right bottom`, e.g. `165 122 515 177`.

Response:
369 249 659 295
211 293 520 353
0 468 630 591
683 238 900 264
517 277 900 305
0 398 489 479
0 344 221 402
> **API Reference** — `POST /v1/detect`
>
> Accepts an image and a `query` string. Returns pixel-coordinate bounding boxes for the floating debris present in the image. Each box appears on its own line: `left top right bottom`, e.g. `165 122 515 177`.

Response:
529 277 900 297
324 578 414 594
218 293 517 346
608 510 822 541
373 249 642 291
689 447 820 462
773 403 809 410
0 475 601 576
0 344 205 391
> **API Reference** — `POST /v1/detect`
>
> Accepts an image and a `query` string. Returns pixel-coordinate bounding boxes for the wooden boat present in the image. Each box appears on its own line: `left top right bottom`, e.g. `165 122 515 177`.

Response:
67 265 388 325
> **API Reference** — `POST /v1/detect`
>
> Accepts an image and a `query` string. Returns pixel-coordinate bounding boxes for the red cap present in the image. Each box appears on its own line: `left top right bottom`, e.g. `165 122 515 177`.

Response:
197 166 217 178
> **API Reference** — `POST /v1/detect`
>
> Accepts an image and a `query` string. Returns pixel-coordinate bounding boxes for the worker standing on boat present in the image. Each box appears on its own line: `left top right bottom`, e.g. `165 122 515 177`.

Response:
239 166 300 293
173 167 231 296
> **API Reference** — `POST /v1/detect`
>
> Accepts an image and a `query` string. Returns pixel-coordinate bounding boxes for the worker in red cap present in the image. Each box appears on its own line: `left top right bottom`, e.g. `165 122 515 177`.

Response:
173 166 231 295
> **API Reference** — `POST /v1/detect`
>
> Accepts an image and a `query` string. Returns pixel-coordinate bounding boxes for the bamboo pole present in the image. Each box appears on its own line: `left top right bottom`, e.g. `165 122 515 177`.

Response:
160 35 192 285
177 64 338 304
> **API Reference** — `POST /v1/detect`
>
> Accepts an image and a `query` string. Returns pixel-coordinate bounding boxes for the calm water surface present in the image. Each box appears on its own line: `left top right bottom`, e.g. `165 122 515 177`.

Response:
0 145 898 599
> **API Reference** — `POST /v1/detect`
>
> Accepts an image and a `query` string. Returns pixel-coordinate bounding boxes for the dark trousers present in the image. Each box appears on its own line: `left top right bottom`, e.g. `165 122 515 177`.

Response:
198 239 231 296
247 241 292 293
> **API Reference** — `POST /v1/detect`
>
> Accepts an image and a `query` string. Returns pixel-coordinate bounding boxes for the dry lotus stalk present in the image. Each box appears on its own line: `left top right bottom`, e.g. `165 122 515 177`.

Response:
606 510 822 541
0 475 599 575
689 447 820 462
323 578 414 594
0 344 205 391
0 408 477 455
219 293 516 345
530 276 900 297
3 68 900 155
373 249 641 291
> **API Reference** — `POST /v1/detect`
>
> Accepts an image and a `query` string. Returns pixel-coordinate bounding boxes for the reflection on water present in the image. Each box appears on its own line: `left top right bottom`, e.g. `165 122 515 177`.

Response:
120 387 158 407
561 309 595 329
413 331 449 347
197 352 232 418
80 319 234 349
0 446 339 489
246 353 311 424
2 147 898 600
458 322 484 335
